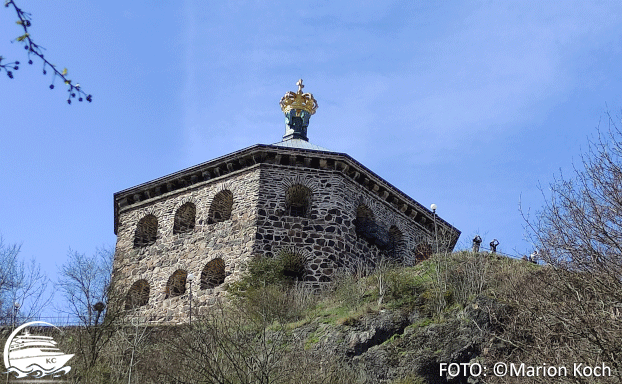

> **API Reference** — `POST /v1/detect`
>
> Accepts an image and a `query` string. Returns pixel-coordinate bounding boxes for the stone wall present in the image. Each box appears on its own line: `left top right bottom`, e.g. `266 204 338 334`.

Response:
255 163 434 287
112 166 261 324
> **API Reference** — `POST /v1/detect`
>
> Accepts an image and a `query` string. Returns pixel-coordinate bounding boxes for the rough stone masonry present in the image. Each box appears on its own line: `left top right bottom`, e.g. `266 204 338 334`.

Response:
111 80 460 324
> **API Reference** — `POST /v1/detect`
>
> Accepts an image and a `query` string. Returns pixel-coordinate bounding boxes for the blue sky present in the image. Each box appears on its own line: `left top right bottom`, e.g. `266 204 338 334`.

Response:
2 1 622 306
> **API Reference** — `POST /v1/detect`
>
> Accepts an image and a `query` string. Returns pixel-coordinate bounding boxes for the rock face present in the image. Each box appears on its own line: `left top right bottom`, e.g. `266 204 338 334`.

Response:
299 296 501 384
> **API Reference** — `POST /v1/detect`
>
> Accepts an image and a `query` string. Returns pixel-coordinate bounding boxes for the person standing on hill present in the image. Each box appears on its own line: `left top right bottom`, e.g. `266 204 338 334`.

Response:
490 239 499 253
472 235 482 252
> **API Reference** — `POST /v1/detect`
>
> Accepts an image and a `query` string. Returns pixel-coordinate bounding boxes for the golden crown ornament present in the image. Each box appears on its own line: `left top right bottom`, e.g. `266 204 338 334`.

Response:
279 79 318 116
280 79 318 141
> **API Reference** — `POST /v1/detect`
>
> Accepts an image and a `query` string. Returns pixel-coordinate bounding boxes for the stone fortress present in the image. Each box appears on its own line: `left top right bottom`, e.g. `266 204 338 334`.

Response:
111 80 460 324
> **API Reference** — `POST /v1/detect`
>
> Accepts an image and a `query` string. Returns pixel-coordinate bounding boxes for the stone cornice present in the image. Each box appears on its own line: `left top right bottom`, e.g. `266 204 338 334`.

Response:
113 144 460 248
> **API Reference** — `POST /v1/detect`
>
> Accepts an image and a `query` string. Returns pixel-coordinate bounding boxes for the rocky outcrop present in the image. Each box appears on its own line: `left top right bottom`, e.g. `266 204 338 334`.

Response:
346 310 410 357
300 296 504 384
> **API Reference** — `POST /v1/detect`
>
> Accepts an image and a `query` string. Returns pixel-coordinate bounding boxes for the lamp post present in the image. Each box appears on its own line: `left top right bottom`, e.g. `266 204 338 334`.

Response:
187 273 195 325
430 204 438 254
13 302 20 329
93 301 106 326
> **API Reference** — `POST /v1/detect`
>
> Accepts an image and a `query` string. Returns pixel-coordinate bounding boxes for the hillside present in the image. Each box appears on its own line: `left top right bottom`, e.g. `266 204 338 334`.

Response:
2 251 619 383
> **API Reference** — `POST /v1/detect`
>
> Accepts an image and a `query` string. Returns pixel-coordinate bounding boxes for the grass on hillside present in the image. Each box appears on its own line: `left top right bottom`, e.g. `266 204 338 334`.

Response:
230 250 538 329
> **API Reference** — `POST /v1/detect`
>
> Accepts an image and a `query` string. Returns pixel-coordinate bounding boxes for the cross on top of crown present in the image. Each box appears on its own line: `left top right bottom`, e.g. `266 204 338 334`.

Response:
279 79 318 116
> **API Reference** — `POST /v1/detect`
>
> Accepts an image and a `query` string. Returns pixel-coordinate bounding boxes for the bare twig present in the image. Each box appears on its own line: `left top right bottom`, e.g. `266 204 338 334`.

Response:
1 0 92 104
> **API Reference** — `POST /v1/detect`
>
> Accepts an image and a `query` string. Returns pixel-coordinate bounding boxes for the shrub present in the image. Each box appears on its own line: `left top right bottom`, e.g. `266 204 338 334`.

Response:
228 248 316 323
232 248 306 292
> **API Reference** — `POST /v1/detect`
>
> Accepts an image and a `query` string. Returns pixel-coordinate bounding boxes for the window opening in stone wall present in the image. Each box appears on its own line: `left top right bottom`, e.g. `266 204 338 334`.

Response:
277 248 306 281
200 258 226 289
286 184 311 217
387 226 403 260
134 214 158 248
208 190 233 224
354 205 388 248
125 279 150 309
354 205 374 237
165 270 187 298
414 243 432 262
173 202 196 234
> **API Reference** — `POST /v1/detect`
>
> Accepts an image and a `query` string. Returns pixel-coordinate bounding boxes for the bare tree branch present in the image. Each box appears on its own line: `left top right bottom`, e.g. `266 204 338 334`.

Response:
1 0 92 103
0 236 52 324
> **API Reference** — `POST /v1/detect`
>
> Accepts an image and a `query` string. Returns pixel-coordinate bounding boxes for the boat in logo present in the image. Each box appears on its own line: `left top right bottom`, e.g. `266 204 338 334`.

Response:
3 321 73 379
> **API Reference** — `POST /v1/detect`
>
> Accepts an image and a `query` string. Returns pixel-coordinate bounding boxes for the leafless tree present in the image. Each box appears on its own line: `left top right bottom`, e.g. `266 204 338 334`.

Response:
57 247 113 325
0 236 51 325
504 111 622 381
57 246 119 377
155 302 289 384
0 237 20 320
527 115 622 275
154 298 361 384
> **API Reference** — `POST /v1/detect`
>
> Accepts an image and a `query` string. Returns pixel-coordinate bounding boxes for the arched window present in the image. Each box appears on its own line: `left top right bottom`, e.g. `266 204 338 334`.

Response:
354 204 390 248
387 226 403 260
286 185 311 217
414 243 432 262
208 190 233 224
354 205 375 237
173 202 196 234
125 280 150 309
200 258 225 289
165 270 187 298
134 214 158 248
277 248 306 281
